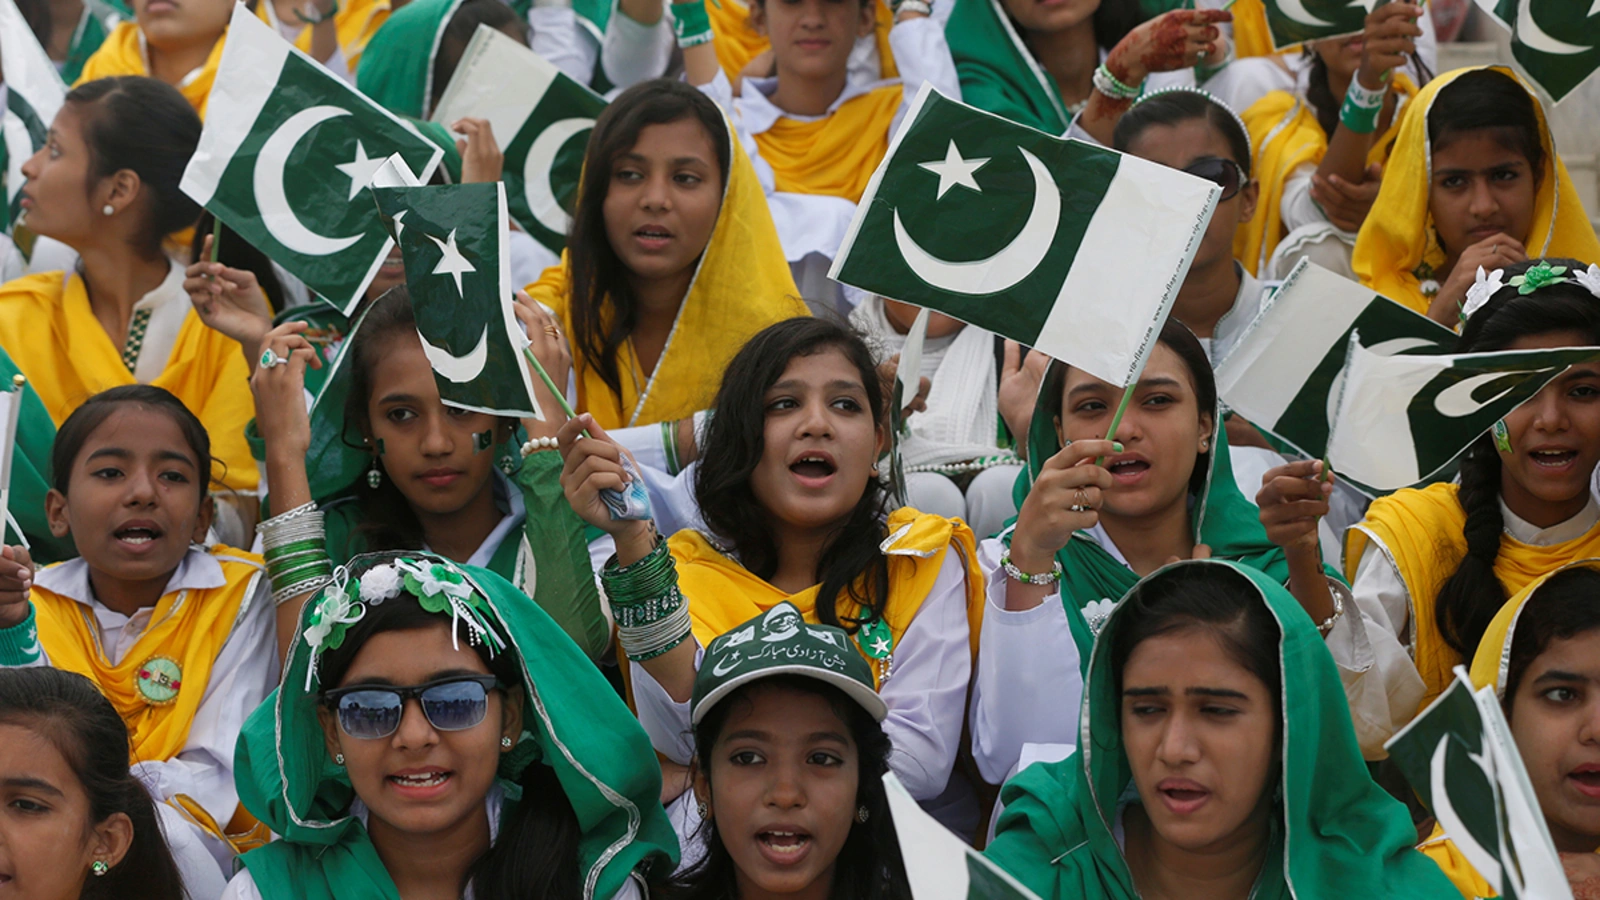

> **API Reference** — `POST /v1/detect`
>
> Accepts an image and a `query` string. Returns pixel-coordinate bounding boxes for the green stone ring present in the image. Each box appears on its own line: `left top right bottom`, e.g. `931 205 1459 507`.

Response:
260 348 282 369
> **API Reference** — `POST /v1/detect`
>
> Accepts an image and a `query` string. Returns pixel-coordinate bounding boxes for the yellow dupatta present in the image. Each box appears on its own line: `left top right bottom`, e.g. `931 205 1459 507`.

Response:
756 83 901 202
668 508 983 687
1345 483 1600 711
0 272 259 491
525 120 804 430
1352 66 1600 315
74 21 228 118
1226 0 1276 59
255 0 391 71
1235 75 1416 276
707 0 897 85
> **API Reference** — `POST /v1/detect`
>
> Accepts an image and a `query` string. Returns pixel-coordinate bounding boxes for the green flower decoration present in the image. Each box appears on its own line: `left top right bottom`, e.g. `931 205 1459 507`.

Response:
1509 263 1569 295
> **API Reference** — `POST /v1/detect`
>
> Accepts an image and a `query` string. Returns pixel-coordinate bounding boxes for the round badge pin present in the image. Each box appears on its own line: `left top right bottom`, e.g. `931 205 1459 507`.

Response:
135 656 183 706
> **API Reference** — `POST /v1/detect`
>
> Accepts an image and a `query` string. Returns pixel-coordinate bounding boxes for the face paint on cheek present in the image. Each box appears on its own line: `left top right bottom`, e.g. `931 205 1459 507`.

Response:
1494 418 1513 454
475 430 495 453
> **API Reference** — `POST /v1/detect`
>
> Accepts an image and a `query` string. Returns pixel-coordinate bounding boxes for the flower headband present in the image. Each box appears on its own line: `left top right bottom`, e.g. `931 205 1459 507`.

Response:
1131 85 1253 160
1461 261 1600 323
302 556 508 691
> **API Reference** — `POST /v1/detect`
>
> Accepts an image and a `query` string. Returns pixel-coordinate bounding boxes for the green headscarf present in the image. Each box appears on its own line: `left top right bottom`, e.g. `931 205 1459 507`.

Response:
1004 359 1337 664
946 0 1072 135
233 552 678 899
355 0 465 120
983 560 1459 900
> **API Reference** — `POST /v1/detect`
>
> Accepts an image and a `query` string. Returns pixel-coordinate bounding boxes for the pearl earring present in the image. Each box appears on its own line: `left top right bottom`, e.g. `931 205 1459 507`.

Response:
695 800 708 819
501 736 512 749
102 204 114 216
334 753 345 765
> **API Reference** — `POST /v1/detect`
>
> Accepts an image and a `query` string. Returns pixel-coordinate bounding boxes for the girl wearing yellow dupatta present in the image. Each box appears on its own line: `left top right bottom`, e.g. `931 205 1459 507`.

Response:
526 80 804 431
1342 258 1600 749
74 0 229 118
0 77 257 497
1353 66 1600 324
560 317 986 833
1418 560 1600 898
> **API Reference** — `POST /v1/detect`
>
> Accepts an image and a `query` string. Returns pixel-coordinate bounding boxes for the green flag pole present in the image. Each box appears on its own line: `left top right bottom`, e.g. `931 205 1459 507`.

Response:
1095 381 1137 466
522 346 592 437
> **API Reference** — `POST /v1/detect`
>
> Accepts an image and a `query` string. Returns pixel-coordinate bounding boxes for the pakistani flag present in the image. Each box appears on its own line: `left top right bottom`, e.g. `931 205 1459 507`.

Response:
1259 0 1378 51
371 180 541 418
431 25 605 255
0 0 67 234
1326 336 1600 491
830 85 1219 388
181 4 443 314
1385 667 1572 900
1476 0 1600 102
882 773 1041 900
0 375 23 548
1214 259 1455 479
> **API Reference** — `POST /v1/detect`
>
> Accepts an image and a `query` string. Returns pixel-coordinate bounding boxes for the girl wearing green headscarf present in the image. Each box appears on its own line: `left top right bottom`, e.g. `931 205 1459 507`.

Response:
984 559 1459 900
220 551 678 900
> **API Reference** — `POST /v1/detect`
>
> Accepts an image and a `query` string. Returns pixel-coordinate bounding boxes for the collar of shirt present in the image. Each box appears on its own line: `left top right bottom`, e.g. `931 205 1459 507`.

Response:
738 73 899 133
34 546 225 629
1501 492 1600 546
423 469 525 570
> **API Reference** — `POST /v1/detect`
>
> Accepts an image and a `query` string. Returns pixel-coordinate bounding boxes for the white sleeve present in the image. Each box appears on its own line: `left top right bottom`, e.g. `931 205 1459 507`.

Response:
886 16 958 139
1279 161 1328 234
1321 540 1423 758
630 642 703 765
968 537 1083 786
130 575 279 827
530 6 601 84
220 868 264 900
604 5 675 89
324 45 356 86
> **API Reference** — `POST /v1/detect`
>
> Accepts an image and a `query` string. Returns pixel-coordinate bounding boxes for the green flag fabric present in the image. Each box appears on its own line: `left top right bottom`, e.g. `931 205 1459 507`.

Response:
1384 667 1573 900
1475 0 1600 102
371 180 542 417
829 85 1218 389
430 25 606 256
0 348 71 562
884 772 1041 900
58 0 128 84
0 0 68 234
180 4 443 314
1258 0 1375 50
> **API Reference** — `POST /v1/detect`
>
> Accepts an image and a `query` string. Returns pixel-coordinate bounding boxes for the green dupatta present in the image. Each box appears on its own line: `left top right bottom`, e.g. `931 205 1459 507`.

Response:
984 560 1459 900
0 345 73 563
945 0 1072 135
354 0 464 120
233 554 678 899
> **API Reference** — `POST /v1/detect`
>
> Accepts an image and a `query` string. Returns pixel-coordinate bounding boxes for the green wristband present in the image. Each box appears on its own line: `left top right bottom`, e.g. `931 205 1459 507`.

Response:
671 0 714 48
1339 91 1381 134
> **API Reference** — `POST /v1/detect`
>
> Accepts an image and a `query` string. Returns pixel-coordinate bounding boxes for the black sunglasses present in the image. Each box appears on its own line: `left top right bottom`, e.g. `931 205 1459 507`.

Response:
1183 156 1248 203
322 675 502 740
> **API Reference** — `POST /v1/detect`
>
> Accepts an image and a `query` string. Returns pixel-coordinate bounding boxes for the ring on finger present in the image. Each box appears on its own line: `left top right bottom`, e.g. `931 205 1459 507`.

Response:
260 347 283 370
544 325 562 337
1070 488 1091 512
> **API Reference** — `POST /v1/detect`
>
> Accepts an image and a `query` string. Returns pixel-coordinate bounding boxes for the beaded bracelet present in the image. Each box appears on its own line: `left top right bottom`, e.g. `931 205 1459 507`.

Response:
1092 64 1142 101
1000 550 1063 586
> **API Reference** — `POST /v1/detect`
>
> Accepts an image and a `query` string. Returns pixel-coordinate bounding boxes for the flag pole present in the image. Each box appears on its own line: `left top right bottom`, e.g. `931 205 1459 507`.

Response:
209 215 222 263
1095 381 1137 465
522 346 592 438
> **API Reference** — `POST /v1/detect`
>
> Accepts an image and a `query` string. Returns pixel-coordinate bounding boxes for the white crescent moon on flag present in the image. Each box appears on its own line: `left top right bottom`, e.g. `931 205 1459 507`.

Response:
891 147 1059 296
1433 368 1559 418
1516 0 1591 55
253 105 363 257
1276 0 1333 28
522 117 594 235
1325 337 1441 425
1430 736 1506 892
418 325 489 383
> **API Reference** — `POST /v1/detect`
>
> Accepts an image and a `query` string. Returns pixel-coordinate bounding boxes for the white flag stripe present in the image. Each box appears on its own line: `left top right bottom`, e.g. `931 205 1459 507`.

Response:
430 26 561 139
0 386 21 546
1033 152 1217 388
487 182 542 420
179 5 293 205
1326 342 1428 491
883 773 1042 900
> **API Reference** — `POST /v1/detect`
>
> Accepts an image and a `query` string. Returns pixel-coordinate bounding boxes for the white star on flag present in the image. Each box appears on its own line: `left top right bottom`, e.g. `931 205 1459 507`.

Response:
335 140 388 202
390 210 407 238
1591 0 1599 18
427 228 476 297
918 141 989 200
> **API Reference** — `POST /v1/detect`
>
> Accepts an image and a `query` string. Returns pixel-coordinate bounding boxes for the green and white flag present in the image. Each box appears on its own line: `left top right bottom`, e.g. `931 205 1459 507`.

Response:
1259 0 1382 51
0 376 24 550
883 773 1041 900
1385 667 1572 900
371 180 542 418
0 0 68 234
1475 0 1600 102
431 25 605 255
1214 259 1455 477
1326 336 1600 490
180 3 443 314
830 85 1219 389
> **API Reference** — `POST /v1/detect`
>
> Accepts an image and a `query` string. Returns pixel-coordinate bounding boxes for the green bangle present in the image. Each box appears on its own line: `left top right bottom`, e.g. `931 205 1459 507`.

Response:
264 539 325 562
671 0 713 48
270 558 333 584
602 538 679 603
1339 91 1381 134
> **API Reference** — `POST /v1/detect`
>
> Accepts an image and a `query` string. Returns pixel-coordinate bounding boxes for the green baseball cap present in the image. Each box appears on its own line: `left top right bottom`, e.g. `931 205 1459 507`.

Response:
690 602 888 725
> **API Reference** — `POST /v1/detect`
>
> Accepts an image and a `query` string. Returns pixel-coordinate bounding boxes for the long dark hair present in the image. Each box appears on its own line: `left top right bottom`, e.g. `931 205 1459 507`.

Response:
661 676 910 900
1090 0 1146 51
566 79 731 403
52 384 216 501
1112 88 1252 176
0 667 186 900
315 554 585 900
342 289 429 550
1502 567 1600 717
63 76 202 256
1433 259 1600 659
695 317 891 632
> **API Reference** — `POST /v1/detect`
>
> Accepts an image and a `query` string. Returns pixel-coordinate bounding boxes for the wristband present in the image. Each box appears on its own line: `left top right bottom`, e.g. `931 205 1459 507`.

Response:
1092 64 1143 101
1338 91 1381 134
671 1 714 48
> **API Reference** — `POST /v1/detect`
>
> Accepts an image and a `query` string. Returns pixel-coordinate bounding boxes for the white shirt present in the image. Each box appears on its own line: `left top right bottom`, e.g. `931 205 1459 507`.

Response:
531 5 603 85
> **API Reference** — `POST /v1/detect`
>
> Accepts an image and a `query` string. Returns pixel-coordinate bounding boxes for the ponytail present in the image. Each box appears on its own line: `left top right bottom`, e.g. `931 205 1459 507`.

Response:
1433 437 1507 658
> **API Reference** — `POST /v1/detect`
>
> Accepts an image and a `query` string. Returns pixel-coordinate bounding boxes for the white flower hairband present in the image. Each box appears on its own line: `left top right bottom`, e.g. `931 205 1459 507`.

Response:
1461 263 1600 325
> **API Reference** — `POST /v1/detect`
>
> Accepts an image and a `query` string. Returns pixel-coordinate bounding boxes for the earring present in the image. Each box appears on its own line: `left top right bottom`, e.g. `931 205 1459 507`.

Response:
91 860 109 876
501 736 512 749
695 800 708 819
870 464 880 477
367 459 382 489
334 753 345 766
855 805 870 824
1199 439 1209 451
101 204 114 216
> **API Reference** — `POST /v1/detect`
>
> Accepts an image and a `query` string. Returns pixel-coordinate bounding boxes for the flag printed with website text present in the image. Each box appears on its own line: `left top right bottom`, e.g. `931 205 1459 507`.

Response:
371 181 542 418
1475 0 1600 102
830 85 1218 389
0 0 67 234
883 773 1042 900
431 25 605 255
180 4 443 313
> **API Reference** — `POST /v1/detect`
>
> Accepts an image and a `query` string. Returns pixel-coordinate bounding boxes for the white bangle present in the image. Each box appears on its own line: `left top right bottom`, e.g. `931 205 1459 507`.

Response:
894 0 931 17
1316 590 1345 636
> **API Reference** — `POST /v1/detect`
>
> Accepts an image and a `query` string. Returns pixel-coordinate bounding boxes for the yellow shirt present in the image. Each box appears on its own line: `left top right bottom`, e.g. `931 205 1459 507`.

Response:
707 0 897 85
756 83 902 203
76 21 227 119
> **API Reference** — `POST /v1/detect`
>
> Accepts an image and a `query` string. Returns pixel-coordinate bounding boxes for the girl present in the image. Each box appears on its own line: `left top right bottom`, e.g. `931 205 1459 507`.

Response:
1343 258 1600 744
222 551 679 899
255 0 388 82
74 0 230 117
525 79 804 431
249 287 612 663
661 601 912 900
1420 560 1600 899
0 385 277 897
0 77 258 500
0 667 186 900
560 316 984 831
983 560 1459 899
1353 67 1600 324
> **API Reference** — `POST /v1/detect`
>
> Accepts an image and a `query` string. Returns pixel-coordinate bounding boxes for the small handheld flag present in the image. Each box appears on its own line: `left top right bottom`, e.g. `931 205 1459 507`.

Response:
830 85 1218 389
0 0 68 235
0 374 26 547
430 25 606 255
1474 0 1600 102
1256 0 1379 51
882 773 1042 900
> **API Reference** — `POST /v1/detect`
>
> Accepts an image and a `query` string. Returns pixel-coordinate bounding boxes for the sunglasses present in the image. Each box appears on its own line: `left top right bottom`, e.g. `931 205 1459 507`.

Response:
323 675 502 740
1183 156 1248 203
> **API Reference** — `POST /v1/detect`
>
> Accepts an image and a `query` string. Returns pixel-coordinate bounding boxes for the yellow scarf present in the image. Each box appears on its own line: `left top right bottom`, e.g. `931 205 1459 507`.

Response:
668 508 983 687
256 0 391 71
1225 0 1277 58
756 83 901 202
1352 66 1600 315
1345 483 1600 710
0 272 259 491
707 0 897 86
525 125 804 429
75 21 228 118
1235 75 1415 276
